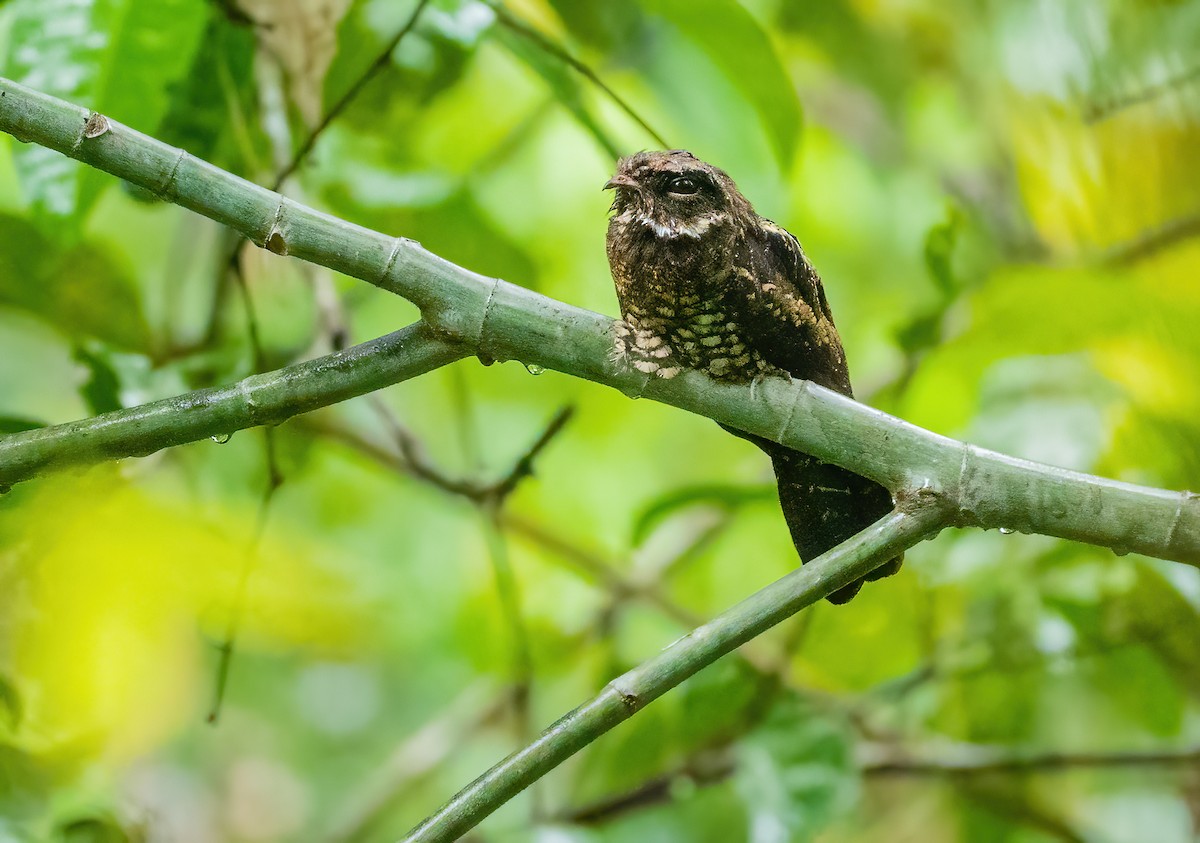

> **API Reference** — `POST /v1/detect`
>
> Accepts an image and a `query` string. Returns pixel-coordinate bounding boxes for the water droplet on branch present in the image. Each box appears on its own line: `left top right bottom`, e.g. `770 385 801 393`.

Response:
211 433 233 444
524 363 545 376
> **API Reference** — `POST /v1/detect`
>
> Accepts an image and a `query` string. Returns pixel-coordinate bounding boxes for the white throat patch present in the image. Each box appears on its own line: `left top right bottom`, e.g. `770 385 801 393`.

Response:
637 211 726 240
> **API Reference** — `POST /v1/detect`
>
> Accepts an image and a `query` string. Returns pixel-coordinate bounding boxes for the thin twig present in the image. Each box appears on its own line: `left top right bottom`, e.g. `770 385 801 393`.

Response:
1085 64 1200 123
482 511 534 691
207 258 286 724
306 416 709 630
311 411 806 687
957 781 1091 843
503 513 705 628
369 396 479 496
558 742 1200 827
367 401 576 505
480 408 578 767
1102 210 1200 266
640 510 733 583
489 406 574 503
479 505 541 819
323 682 510 843
273 0 432 188
401 504 946 841
366 402 574 821
864 745 1200 777
315 404 577 837
205 454 280 723
485 0 670 149
202 0 431 348
560 749 735 825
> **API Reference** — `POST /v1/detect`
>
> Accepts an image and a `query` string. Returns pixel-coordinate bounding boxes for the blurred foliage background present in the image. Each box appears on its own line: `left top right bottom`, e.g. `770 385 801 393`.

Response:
1 0 1200 840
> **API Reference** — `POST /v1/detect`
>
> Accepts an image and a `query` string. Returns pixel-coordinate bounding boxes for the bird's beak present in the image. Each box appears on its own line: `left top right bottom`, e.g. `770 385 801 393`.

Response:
603 174 637 191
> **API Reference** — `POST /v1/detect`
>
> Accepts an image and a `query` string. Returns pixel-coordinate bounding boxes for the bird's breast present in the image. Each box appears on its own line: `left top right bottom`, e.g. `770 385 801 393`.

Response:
607 219 770 383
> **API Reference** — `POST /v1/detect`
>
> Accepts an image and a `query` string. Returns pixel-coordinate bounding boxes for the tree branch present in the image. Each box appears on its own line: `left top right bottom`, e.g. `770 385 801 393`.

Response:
3 78 1200 840
399 499 948 841
273 0 432 188
863 744 1200 777
485 1 670 149
0 322 465 488
558 741 1200 827
0 76 1198 569
1102 210 1200 266
207 244 288 725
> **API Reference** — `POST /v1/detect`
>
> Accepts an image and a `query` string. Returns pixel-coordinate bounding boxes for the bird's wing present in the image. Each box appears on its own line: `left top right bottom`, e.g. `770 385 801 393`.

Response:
729 218 853 395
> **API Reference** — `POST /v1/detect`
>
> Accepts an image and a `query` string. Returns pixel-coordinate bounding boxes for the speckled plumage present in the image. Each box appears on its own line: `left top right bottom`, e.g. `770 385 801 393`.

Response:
605 150 900 603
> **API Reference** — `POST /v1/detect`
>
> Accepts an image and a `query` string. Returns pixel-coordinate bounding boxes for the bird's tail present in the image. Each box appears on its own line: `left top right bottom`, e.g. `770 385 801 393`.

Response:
766 444 902 604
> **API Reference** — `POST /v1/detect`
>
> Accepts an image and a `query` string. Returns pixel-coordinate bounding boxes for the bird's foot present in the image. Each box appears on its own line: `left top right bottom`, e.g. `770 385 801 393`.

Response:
748 366 790 401
611 318 682 379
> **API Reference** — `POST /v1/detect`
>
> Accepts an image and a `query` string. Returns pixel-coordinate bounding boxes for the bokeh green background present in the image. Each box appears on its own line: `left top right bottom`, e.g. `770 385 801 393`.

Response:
2 0 1200 840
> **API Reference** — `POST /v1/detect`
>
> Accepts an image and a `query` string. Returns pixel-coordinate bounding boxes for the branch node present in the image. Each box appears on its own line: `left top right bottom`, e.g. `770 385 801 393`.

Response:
772 375 812 444
608 677 643 713
894 479 954 539
1164 490 1199 553
380 239 402 281
73 111 110 151
265 229 288 255
897 478 942 509
954 442 980 526
240 380 264 426
82 112 110 140
158 147 188 198
263 200 289 255
475 277 502 363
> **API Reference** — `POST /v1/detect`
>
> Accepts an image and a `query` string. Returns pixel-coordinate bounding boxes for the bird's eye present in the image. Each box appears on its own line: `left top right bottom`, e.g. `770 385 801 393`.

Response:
667 176 700 195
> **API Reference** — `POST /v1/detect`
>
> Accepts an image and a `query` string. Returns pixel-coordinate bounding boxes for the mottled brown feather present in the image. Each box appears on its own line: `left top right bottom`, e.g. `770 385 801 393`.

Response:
604 150 900 603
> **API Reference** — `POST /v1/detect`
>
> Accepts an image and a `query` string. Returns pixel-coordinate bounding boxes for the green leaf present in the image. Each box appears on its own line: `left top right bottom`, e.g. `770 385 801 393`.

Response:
893 309 943 355
493 21 621 160
0 417 45 434
0 676 20 732
325 0 494 143
776 0 913 110
632 483 775 545
644 0 801 168
678 657 766 746
547 0 642 51
58 816 131 843
899 263 1200 434
0 743 49 825
157 14 260 174
2 0 209 225
733 697 856 843
73 344 123 415
321 180 537 286
923 204 964 299
1118 561 1200 701
0 213 150 350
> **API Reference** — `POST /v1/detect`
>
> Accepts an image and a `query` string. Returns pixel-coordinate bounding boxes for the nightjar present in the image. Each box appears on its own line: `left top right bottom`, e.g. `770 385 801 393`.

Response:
604 150 899 603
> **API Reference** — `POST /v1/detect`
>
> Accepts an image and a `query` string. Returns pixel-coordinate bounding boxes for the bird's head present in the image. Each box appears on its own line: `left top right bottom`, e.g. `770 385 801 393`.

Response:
603 150 751 239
